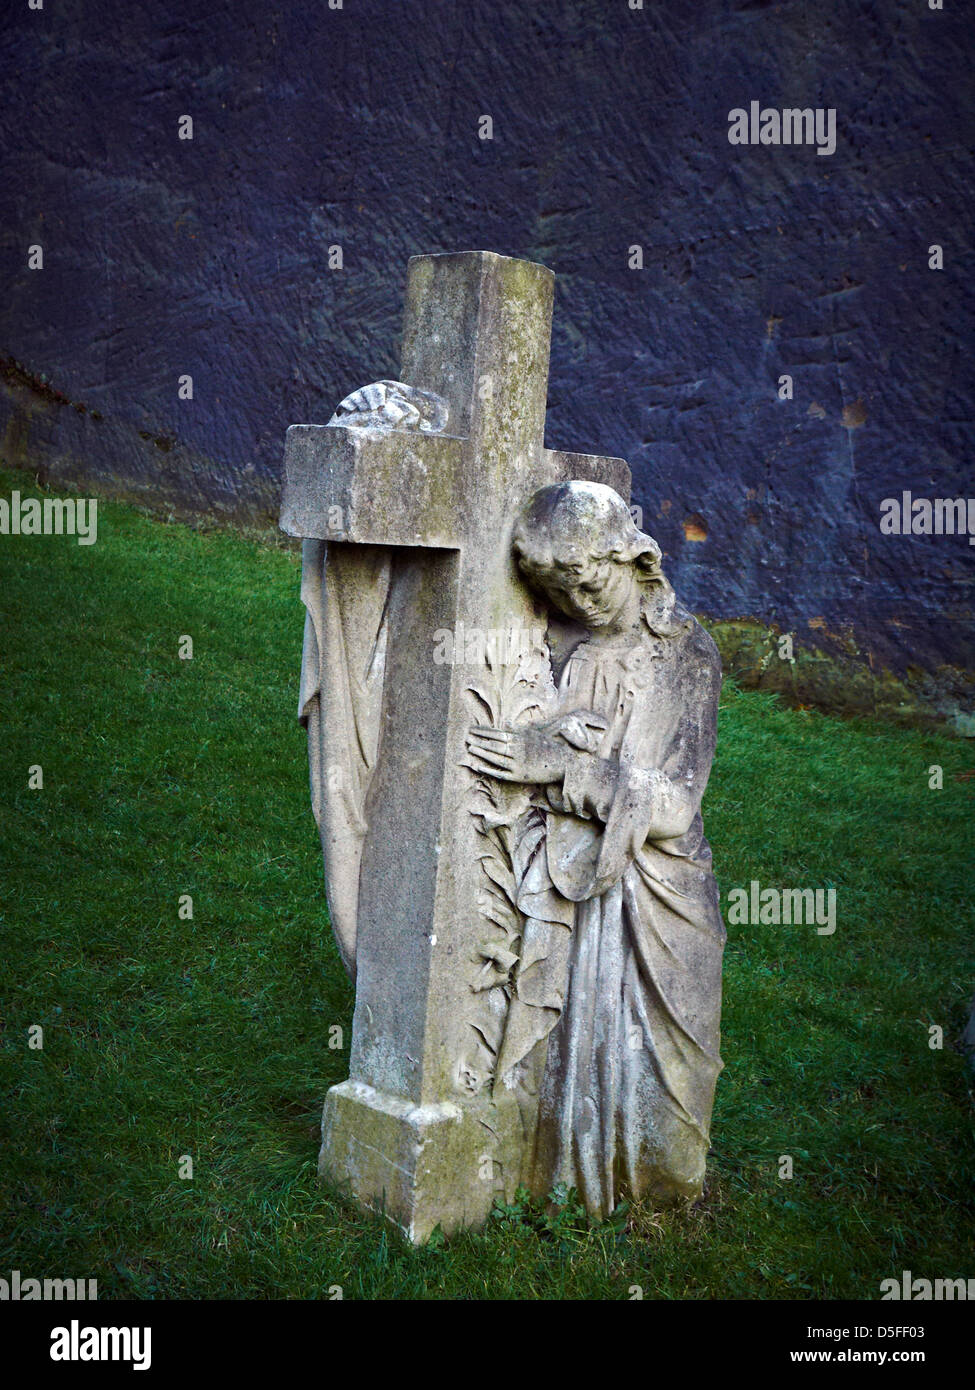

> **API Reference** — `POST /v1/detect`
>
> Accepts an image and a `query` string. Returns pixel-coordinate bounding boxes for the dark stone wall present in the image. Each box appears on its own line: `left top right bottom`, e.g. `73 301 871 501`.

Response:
2 0 972 717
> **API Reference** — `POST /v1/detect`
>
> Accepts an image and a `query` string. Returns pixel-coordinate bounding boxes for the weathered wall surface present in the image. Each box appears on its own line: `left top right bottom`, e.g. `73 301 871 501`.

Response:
2 1 972 722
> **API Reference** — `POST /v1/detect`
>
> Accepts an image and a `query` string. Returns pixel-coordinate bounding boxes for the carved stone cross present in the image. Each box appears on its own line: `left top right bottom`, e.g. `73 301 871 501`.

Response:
280 251 630 1241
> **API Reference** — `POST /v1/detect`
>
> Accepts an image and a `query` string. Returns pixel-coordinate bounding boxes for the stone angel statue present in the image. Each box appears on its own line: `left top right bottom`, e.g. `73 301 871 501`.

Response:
466 481 726 1215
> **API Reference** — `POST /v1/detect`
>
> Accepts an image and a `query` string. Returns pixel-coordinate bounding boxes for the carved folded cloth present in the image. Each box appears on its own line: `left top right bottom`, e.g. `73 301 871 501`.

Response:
298 538 392 980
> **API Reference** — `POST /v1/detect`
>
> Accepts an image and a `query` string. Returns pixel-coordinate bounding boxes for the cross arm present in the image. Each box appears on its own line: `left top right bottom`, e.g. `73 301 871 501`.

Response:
543 448 631 502
281 423 466 547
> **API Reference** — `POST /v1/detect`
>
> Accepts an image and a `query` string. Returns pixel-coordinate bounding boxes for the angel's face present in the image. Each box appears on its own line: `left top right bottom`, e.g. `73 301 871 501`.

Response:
532 549 636 630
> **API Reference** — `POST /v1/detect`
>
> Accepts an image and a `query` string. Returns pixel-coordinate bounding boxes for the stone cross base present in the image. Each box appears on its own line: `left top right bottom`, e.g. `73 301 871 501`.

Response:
320 1081 523 1242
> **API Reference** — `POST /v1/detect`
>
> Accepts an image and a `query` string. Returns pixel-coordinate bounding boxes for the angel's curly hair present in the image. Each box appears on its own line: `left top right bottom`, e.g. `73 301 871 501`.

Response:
511 481 689 636
511 480 659 575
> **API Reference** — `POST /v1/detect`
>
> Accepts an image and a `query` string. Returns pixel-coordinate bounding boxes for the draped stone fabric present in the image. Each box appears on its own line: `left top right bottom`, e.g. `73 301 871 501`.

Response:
497 595 726 1216
298 538 391 981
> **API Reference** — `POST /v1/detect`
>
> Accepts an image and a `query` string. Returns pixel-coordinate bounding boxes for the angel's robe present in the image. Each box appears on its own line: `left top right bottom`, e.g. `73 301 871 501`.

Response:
497 591 726 1216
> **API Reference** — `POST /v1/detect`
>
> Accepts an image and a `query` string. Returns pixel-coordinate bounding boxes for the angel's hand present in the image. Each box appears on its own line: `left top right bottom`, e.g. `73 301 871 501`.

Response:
541 709 609 752
465 724 568 785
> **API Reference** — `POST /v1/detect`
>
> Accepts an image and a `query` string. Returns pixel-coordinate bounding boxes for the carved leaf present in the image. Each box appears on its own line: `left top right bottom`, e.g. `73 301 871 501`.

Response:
465 681 499 726
463 624 557 1084
477 855 521 912
479 901 518 935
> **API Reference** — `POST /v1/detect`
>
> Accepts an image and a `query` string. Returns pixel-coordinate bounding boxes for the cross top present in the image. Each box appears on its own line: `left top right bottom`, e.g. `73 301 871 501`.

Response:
280 251 626 553
399 250 554 456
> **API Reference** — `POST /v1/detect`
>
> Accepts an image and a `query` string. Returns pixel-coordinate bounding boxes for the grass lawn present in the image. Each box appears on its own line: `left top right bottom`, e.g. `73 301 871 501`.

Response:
0 467 972 1300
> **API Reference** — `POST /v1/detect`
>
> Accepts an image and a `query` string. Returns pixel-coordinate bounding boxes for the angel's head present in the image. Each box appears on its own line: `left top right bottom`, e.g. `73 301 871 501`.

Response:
512 481 666 632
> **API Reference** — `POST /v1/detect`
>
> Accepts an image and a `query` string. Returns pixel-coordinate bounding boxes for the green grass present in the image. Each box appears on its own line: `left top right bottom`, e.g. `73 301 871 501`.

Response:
0 467 972 1299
